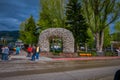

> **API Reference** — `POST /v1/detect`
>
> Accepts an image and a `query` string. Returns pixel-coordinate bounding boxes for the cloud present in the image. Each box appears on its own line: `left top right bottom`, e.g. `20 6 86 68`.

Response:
0 18 20 25
0 0 40 31
0 18 21 30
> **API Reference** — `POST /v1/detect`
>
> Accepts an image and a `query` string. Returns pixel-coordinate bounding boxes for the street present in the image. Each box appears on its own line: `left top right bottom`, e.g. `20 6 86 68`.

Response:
0 51 120 80
0 65 120 80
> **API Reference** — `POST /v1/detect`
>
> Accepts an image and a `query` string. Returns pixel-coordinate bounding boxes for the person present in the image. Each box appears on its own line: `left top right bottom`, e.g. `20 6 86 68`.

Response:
27 45 32 57
16 46 20 55
2 45 9 61
116 47 120 56
1 46 5 60
36 45 41 60
31 45 36 61
31 45 41 61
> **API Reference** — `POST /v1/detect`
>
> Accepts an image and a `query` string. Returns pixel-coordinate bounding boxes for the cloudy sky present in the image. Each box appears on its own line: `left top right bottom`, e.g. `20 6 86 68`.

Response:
0 0 40 31
0 0 115 33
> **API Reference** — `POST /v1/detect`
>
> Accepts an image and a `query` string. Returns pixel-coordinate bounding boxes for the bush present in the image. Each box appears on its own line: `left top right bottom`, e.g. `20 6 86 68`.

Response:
104 52 114 56
52 50 61 55
91 51 97 56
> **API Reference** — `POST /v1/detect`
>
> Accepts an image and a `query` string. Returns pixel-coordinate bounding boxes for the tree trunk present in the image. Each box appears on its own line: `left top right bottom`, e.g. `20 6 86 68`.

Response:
95 32 100 51
99 31 104 52
95 31 104 56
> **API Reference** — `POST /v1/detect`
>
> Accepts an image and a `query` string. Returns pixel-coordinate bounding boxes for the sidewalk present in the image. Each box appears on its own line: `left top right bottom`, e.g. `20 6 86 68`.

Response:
9 55 120 62
9 50 53 61
9 50 120 61
6 50 120 61
1 49 120 62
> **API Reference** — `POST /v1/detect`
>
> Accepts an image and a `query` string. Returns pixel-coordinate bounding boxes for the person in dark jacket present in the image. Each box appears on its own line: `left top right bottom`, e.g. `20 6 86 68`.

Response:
31 45 36 61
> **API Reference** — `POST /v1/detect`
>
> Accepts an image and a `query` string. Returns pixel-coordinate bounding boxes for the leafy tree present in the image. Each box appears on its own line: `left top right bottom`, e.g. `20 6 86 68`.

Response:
87 27 111 51
103 27 111 48
19 15 38 45
65 0 89 52
112 21 120 41
87 28 95 49
37 0 66 31
115 21 120 32
112 33 120 41
82 0 120 55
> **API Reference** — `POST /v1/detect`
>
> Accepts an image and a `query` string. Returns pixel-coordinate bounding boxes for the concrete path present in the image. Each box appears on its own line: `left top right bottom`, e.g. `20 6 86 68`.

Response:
7 50 120 61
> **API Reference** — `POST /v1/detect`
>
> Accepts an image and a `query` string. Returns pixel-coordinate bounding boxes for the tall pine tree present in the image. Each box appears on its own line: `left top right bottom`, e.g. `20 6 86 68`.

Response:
65 0 89 52
20 15 38 45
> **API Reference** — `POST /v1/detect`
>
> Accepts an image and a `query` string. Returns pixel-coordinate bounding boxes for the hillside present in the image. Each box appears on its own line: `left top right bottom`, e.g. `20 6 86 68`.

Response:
0 31 19 42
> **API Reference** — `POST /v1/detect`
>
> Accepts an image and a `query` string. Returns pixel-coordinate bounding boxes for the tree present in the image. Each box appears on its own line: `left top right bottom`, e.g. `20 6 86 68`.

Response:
87 28 95 49
103 27 111 48
37 0 66 31
87 27 111 51
65 0 89 52
112 21 120 41
19 15 38 45
115 21 120 33
82 0 120 55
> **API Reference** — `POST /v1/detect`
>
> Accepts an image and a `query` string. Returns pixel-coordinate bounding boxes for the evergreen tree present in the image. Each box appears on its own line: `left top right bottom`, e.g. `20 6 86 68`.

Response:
65 0 89 52
19 15 38 45
38 0 66 31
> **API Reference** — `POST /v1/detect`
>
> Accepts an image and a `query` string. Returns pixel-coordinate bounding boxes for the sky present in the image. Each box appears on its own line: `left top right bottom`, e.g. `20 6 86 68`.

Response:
0 0 40 31
0 0 115 33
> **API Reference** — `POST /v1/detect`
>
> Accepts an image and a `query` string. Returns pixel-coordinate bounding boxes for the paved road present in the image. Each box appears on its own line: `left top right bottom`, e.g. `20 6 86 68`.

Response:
0 50 120 80
0 65 119 80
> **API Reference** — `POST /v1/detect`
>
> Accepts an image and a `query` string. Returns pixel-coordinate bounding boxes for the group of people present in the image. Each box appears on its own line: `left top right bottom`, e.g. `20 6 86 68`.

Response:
0 44 41 61
1 45 21 61
27 45 41 61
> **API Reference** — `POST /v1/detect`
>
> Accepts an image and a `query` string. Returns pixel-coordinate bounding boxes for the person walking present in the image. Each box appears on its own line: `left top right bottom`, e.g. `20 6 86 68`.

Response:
16 46 20 55
36 45 41 61
27 45 32 57
31 45 36 61
1 46 5 60
2 45 9 61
